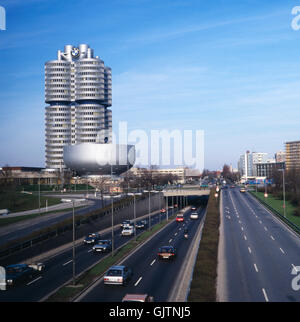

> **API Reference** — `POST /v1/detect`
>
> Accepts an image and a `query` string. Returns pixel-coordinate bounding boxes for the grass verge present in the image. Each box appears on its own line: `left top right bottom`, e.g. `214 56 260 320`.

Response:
0 191 62 213
250 191 300 228
188 189 220 302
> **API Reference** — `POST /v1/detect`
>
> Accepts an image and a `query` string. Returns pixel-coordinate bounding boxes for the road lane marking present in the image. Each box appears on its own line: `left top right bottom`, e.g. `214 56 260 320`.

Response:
174 232 178 236
262 288 269 302
270 236 275 241
264 227 268 231
292 264 298 272
150 259 156 266
88 249 93 253
254 264 259 272
279 248 285 254
63 260 73 266
244 235 247 241
248 247 252 254
241 227 244 231
27 276 42 286
134 276 142 286
169 239 173 243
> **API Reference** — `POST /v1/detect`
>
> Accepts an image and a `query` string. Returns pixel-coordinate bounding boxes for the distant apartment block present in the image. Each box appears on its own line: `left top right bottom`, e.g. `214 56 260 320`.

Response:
254 162 285 178
275 151 286 163
238 151 269 178
285 141 300 170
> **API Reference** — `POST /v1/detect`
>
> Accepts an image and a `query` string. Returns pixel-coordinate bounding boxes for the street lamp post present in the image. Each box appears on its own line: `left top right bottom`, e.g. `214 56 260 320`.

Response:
279 169 286 218
72 200 76 285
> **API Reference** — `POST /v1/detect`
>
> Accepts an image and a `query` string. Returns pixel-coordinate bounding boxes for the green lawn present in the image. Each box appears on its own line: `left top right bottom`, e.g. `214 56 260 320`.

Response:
251 191 300 228
0 190 62 213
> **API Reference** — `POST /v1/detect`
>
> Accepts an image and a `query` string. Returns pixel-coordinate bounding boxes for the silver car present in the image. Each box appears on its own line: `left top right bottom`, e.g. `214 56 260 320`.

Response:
103 265 132 286
92 240 112 253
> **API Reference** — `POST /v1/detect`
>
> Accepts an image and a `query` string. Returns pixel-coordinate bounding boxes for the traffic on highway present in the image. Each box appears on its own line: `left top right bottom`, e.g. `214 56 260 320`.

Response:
0 205 205 302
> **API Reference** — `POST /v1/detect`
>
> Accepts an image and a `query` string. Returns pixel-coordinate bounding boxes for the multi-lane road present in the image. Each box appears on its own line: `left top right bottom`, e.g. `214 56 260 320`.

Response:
77 207 205 302
218 187 300 302
0 206 205 302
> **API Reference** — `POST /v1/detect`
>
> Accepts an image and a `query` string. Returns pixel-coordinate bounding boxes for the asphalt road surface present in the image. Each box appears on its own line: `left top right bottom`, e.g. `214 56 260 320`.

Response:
219 187 300 302
0 207 194 302
77 207 205 302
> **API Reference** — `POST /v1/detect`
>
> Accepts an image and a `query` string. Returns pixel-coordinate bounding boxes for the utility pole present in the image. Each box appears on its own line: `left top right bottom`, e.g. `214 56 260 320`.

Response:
72 200 76 285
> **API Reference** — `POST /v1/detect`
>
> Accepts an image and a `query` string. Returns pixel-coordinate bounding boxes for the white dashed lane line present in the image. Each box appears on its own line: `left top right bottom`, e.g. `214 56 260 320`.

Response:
150 259 156 266
27 276 43 286
134 277 143 286
262 288 269 302
63 260 73 266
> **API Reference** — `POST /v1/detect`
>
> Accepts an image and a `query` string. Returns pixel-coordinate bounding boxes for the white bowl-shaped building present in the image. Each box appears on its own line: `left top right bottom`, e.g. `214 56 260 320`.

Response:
63 143 135 176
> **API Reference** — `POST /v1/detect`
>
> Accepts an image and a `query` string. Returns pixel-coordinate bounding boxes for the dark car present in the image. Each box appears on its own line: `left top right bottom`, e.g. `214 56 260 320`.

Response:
83 233 101 245
158 246 177 260
5 264 38 288
92 240 112 253
135 220 147 229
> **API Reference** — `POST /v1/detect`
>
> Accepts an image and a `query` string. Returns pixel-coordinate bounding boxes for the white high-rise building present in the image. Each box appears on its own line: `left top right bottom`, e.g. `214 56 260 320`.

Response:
238 151 269 178
45 44 112 169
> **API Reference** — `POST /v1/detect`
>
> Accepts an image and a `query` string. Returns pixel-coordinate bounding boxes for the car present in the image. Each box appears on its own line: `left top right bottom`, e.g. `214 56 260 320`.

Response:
121 226 135 236
28 263 45 272
83 233 101 245
103 265 132 285
92 240 112 253
190 212 199 220
158 246 177 260
240 188 246 193
122 294 154 302
5 264 41 288
176 214 184 222
230 185 235 188
191 206 197 211
135 220 147 229
160 208 166 213
121 220 134 228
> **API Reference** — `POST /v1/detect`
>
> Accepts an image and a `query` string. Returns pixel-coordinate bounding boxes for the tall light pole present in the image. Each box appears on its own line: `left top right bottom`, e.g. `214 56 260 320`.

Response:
111 165 115 256
72 200 76 285
38 174 41 215
279 168 286 218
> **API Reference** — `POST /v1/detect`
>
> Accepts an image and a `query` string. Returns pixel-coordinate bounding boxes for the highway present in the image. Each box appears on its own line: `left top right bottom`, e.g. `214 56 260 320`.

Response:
0 206 195 302
218 187 300 302
77 207 205 302
0 198 105 245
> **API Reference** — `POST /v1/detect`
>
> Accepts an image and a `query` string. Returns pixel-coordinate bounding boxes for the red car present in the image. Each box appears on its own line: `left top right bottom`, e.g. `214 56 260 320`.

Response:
176 214 184 222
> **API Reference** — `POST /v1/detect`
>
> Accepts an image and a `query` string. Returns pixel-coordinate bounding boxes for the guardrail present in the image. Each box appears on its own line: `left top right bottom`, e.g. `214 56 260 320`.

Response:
250 192 300 236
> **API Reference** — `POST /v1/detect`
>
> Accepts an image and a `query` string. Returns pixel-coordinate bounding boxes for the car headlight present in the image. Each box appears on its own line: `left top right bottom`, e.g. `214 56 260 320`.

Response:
7 279 13 285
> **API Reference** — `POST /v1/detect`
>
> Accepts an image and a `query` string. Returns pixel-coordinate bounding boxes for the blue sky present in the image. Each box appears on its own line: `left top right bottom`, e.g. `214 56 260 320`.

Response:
0 0 300 170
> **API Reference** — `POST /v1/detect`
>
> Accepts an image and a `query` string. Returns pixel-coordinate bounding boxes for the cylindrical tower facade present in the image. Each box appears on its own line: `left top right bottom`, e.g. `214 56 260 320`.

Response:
45 44 112 169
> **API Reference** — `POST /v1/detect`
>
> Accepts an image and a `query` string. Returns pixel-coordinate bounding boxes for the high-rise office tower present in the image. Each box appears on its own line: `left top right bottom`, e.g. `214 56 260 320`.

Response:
45 44 112 169
286 141 300 170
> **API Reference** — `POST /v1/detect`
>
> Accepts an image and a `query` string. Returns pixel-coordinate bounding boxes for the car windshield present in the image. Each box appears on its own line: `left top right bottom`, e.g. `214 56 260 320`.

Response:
6 267 24 274
97 241 108 245
160 247 173 253
107 269 122 276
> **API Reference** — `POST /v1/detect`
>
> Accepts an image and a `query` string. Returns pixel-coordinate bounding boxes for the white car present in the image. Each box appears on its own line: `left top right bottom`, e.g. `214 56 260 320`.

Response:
121 226 135 236
190 212 199 220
